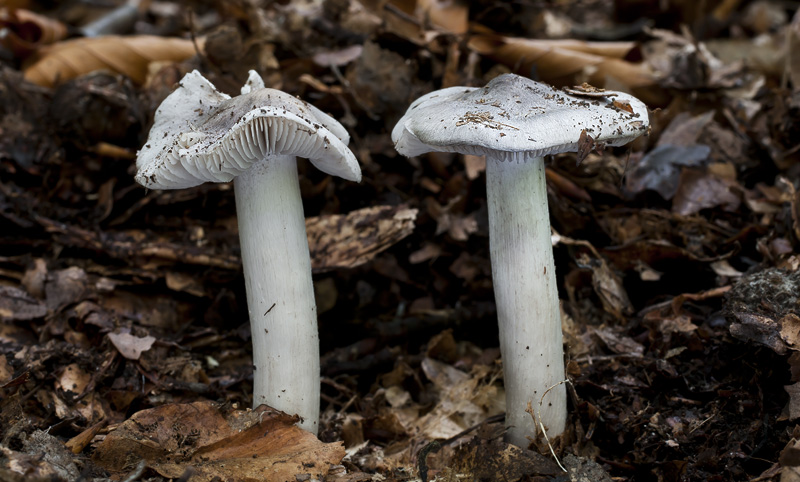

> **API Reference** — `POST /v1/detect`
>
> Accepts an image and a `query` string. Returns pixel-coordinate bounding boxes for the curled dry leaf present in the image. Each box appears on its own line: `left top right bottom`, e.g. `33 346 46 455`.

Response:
0 8 68 57
93 402 345 482
468 33 656 90
23 35 202 87
307 205 418 272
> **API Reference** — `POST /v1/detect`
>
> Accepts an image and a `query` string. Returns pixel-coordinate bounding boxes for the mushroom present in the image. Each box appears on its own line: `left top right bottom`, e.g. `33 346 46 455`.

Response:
136 70 361 434
392 74 649 446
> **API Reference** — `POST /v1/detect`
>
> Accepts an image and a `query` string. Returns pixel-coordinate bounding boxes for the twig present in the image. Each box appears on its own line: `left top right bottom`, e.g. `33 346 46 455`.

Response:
530 379 573 473
417 440 441 482
120 460 146 482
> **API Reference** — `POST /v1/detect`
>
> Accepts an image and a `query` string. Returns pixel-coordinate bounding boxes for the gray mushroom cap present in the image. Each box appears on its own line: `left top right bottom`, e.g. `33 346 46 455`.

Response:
392 73 649 161
136 70 361 190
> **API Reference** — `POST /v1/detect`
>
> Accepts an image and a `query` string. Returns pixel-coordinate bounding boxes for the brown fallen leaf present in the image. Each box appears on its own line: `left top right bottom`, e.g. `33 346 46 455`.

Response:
672 167 741 216
556 233 633 320
93 402 345 482
576 129 600 166
65 420 106 454
657 111 715 148
0 286 46 321
0 8 68 57
23 35 202 87
468 33 656 90
45 266 89 310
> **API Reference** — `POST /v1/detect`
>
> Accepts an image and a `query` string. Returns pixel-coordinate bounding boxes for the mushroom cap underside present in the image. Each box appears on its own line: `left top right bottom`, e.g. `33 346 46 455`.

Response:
392 73 649 160
136 70 361 190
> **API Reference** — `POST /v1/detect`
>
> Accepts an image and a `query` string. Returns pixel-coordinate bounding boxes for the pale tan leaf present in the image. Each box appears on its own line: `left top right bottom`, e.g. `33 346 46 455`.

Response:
107 332 156 360
468 33 656 89
23 35 201 87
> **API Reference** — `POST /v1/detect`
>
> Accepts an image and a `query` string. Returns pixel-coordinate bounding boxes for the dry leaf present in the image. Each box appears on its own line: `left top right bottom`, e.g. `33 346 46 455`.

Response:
20 258 47 299
107 332 156 360
468 33 655 89
0 8 67 57
576 129 599 166
93 402 345 482
578 253 633 320
65 420 105 454
624 144 711 199
307 205 418 272
672 167 741 216
591 326 645 355
657 111 715 148
786 382 800 420
45 266 89 310
0 355 12 384
462 154 486 180
24 35 201 87
0 286 46 321
416 0 468 34
415 359 504 439
165 271 206 297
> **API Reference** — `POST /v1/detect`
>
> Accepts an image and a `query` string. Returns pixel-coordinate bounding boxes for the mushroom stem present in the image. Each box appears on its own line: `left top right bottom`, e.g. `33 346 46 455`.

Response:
234 154 320 434
486 155 566 446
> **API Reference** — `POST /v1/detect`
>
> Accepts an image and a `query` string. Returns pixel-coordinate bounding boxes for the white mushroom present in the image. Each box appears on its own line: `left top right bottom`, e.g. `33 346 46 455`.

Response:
392 74 649 446
136 70 361 434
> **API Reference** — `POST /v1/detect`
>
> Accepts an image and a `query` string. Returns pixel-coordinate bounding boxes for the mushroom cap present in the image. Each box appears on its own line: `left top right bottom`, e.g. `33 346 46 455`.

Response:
392 74 649 161
136 70 361 190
